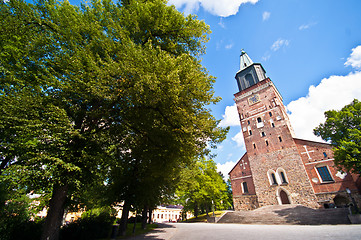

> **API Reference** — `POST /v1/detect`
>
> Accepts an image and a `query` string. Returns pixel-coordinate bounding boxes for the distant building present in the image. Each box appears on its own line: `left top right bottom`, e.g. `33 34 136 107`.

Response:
152 205 193 222
229 51 361 211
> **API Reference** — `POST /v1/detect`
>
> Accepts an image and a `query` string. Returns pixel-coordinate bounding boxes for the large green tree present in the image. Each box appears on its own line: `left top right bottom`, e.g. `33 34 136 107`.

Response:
175 158 231 218
314 99 361 174
1 0 226 239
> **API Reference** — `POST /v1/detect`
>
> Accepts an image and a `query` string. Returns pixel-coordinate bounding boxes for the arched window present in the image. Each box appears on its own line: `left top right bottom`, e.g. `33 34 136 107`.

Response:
257 117 264 128
248 126 252 135
270 119 275 128
245 73 255 87
271 173 278 185
280 172 287 183
276 168 288 184
267 170 278 185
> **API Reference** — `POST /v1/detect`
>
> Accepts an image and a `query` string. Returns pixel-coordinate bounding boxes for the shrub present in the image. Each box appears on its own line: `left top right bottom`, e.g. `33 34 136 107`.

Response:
0 194 43 240
60 207 116 240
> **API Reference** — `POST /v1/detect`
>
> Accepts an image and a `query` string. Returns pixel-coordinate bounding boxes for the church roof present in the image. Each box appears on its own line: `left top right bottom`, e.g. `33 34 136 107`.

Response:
239 50 254 71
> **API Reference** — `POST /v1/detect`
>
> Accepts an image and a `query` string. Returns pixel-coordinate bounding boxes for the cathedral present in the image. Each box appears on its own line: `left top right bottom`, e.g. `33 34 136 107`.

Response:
229 51 361 211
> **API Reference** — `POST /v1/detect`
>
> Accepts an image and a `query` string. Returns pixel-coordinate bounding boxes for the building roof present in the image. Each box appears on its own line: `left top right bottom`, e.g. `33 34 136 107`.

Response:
239 50 254 71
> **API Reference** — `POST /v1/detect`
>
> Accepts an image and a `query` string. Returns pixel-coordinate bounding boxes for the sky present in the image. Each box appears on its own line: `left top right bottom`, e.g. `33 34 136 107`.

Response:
166 0 361 179
22 0 361 179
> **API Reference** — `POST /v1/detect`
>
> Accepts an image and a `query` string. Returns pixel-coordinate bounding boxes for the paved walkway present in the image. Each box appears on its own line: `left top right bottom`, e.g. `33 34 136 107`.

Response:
126 223 177 240
126 222 361 240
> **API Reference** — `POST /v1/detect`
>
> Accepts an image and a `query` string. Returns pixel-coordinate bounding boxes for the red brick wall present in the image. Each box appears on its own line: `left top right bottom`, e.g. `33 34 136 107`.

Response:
229 153 256 195
233 79 318 208
294 138 359 194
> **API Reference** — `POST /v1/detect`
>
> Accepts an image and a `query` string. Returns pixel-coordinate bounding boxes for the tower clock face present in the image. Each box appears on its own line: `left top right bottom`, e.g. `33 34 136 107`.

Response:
248 94 260 105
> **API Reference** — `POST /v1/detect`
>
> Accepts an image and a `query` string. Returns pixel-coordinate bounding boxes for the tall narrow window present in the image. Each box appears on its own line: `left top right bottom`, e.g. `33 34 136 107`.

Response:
242 182 249 193
271 173 278 185
280 172 287 184
249 130 252 136
257 117 262 123
261 132 266 137
266 140 269 146
323 152 328 158
247 120 250 125
278 136 282 142
269 112 273 117
253 143 256 149
270 119 275 128
316 166 333 182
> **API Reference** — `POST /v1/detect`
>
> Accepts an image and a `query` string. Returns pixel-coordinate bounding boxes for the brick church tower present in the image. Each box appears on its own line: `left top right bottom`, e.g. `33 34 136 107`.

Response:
229 51 361 210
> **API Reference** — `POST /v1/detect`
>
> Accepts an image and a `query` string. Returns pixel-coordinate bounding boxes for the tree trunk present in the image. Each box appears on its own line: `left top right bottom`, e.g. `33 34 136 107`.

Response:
41 184 69 240
118 200 130 236
132 210 137 234
194 202 198 218
205 203 209 216
141 205 148 229
148 208 153 224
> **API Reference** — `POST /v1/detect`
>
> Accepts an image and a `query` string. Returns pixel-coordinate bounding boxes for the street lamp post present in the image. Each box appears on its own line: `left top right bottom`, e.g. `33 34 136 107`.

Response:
346 188 360 214
212 200 215 217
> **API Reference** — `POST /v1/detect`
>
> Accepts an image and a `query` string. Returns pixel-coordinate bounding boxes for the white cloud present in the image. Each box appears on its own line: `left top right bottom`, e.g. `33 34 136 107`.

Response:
287 70 361 142
262 11 270 21
218 104 241 127
299 22 317 30
217 160 237 180
345 45 361 69
168 0 259 17
271 38 289 51
218 18 225 28
225 43 234 49
262 52 271 61
232 130 246 150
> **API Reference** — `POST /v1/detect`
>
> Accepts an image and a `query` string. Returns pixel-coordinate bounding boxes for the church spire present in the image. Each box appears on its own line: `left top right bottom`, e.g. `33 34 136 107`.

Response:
235 50 267 92
239 49 254 71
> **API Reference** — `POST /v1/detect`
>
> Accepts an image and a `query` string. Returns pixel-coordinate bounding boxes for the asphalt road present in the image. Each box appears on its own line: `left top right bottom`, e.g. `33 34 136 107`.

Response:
128 222 361 240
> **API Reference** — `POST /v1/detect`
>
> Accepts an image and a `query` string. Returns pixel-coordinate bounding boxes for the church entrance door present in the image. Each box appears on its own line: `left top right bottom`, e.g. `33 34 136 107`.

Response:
280 190 290 204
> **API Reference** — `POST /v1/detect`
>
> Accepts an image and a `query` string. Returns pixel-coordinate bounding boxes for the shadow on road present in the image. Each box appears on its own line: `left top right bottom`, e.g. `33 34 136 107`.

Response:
273 205 350 225
125 223 176 240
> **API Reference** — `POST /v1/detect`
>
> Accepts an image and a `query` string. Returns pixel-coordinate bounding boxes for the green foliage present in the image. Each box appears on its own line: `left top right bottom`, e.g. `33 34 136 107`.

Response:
314 99 361 173
0 191 44 240
0 0 227 238
175 158 232 216
183 210 224 222
60 207 116 240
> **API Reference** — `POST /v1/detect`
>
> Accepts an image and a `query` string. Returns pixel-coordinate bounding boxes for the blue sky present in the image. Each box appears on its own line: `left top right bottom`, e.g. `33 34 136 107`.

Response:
167 0 361 178
23 0 361 178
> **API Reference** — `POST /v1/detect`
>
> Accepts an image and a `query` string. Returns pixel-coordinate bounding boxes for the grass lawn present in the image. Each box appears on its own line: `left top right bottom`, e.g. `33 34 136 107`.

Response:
183 211 225 223
115 222 158 239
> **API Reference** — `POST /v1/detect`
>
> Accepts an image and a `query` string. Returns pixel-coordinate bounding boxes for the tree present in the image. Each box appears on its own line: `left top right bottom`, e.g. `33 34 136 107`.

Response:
175 158 232 218
314 99 361 174
1 0 227 239
1 0 132 239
